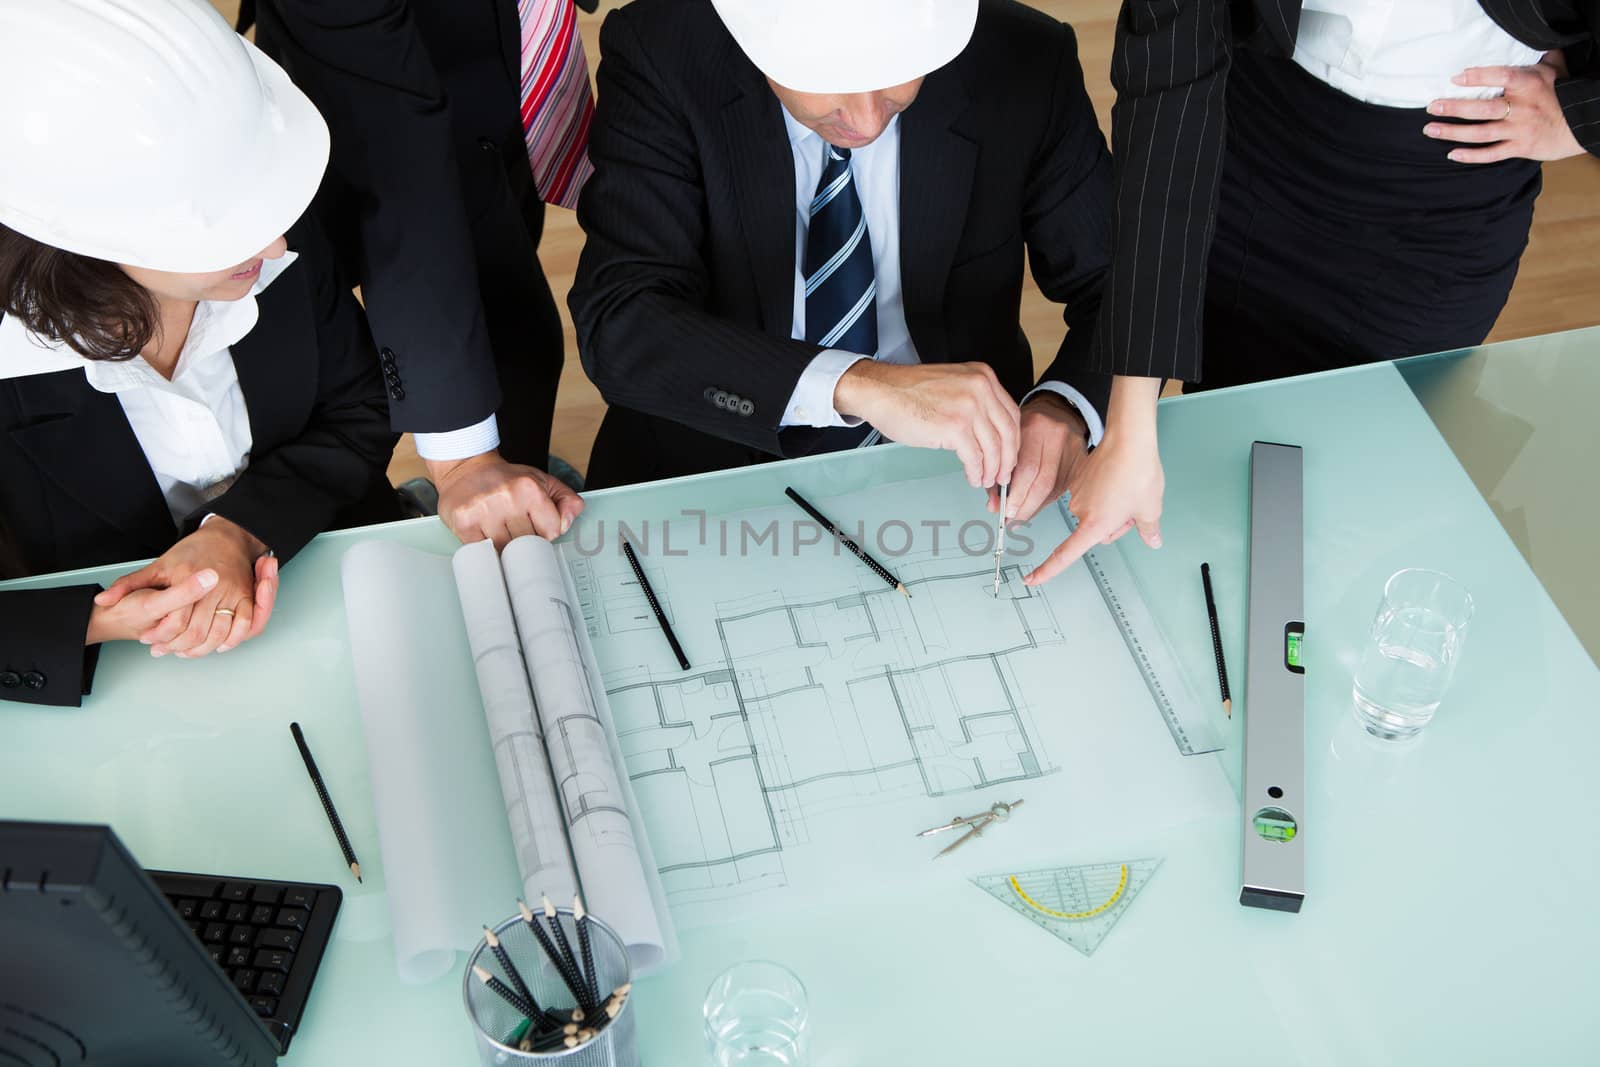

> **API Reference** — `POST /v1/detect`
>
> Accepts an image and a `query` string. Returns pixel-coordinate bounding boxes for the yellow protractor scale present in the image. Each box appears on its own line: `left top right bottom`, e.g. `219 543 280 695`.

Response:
1009 864 1128 920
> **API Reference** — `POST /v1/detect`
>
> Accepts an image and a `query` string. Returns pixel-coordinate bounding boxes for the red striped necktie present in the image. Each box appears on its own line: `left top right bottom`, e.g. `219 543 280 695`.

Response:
517 0 595 209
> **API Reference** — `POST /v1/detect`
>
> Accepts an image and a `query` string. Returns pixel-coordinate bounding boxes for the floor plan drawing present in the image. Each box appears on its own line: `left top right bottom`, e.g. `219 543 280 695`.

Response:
560 471 1235 926
585 545 1069 908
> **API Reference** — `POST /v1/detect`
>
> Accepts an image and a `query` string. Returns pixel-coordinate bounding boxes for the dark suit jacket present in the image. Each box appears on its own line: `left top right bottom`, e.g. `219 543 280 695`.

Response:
568 0 1113 479
252 0 529 434
0 224 397 707
1093 0 1600 382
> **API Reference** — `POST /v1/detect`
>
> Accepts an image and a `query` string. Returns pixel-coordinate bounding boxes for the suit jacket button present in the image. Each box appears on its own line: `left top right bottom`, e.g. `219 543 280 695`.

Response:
713 390 729 409
0 670 19 688
738 399 754 416
380 347 397 365
389 386 406 400
21 671 45 690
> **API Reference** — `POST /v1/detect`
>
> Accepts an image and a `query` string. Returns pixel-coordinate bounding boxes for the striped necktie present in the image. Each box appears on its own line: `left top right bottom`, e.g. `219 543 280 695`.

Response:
804 144 877 358
517 0 595 209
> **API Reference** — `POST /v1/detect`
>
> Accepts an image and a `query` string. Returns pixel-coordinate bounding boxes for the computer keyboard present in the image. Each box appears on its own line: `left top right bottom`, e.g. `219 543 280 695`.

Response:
149 870 342 1053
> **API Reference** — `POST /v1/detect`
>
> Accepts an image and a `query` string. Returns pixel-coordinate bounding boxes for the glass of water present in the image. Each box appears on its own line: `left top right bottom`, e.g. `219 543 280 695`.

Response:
703 960 808 1067
1353 568 1473 740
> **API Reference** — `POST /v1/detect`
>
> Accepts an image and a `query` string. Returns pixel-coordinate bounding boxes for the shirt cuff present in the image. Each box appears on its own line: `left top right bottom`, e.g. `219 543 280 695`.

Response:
781 350 870 428
413 415 501 462
1023 381 1105 447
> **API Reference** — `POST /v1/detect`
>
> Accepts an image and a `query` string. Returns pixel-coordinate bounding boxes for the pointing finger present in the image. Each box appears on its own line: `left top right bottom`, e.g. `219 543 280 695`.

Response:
1024 519 1109 587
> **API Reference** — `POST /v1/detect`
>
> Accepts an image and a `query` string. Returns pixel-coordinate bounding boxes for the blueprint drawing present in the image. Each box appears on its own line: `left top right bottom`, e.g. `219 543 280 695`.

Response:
562 472 1235 927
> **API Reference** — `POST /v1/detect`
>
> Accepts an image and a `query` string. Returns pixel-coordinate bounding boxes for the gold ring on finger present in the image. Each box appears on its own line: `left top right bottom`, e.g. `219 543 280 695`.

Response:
214 608 236 618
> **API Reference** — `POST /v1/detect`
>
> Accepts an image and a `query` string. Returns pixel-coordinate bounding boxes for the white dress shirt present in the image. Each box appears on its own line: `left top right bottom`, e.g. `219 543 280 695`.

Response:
0 253 298 525
413 414 499 462
1293 0 1543 108
778 106 1103 445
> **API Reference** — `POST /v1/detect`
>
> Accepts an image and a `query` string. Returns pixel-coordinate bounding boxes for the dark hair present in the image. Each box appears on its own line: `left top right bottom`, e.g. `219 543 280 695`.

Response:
0 222 158 362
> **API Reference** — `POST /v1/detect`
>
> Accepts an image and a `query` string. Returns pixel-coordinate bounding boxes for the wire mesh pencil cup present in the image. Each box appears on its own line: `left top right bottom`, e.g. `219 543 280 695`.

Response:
462 909 638 1067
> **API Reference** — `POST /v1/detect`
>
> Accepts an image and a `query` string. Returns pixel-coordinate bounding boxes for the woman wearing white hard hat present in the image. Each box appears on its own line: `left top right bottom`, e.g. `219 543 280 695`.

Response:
0 0 397 707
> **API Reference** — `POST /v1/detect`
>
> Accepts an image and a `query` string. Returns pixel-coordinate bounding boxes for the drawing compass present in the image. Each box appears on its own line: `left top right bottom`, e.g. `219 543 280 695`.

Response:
992 483 1008 597
918 799 1023 858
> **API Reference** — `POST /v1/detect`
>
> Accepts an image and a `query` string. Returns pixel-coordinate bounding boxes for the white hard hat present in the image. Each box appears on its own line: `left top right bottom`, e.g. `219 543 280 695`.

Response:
0 0 329 273
711 0 979 94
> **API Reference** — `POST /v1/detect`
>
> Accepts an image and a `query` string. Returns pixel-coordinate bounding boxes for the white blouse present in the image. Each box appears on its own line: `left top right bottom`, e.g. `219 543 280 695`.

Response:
0 253 296 525
1294 0 1545 108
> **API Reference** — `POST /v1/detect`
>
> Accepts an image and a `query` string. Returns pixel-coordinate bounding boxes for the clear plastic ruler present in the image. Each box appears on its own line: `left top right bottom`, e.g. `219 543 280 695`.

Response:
1077 516 1223 756
974 858 1162 957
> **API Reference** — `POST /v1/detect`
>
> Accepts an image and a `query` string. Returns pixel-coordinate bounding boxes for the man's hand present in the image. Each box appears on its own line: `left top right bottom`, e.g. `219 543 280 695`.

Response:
1025 376 1164 587
427 451 585 549
1425 54 1586 164
989 392 1089 524
834 361 1021 489
95 517 273 657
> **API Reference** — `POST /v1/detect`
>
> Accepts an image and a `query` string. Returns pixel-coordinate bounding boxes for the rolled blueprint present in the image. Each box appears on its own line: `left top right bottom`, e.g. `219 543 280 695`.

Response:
451 541 579 909
341 537 672 983
501 536 669 971
341 541 521 984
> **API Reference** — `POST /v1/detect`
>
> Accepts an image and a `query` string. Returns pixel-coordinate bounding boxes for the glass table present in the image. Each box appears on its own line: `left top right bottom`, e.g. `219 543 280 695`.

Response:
4 329 1597 1063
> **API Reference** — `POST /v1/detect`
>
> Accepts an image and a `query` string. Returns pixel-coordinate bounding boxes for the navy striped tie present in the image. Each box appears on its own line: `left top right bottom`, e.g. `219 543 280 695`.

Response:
804 144 877 357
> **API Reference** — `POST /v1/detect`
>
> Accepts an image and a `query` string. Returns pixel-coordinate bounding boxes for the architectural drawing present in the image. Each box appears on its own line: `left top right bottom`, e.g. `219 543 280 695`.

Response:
559 471 1232 925
581 547 1068 905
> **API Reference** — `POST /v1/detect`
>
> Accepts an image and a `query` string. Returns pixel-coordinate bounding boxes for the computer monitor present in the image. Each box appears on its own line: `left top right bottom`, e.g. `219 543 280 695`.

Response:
0 821 283 1066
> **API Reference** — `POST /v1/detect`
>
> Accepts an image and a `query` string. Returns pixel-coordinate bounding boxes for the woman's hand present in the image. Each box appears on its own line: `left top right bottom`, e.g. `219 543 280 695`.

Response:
1024 377 1165 587
1425 54 1586 164
85 568 219 646
94 517 276 657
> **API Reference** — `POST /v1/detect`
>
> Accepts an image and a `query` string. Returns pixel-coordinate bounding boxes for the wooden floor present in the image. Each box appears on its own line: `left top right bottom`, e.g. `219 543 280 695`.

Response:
211 0 1600 486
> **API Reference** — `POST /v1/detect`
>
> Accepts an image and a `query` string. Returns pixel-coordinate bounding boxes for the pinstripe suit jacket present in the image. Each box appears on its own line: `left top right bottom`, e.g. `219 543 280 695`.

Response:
1092 0 1600 382
569 0 1113 463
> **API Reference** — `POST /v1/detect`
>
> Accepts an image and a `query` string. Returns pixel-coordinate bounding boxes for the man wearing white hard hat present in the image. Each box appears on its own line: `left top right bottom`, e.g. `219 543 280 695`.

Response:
570 0 1113 525
0 0 397 706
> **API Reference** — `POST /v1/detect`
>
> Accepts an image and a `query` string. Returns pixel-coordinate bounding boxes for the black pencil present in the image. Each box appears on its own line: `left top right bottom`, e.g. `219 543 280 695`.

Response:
518 899 591 1010
620 538 690 671
573 894 599 1007
289 722 362 882
1200 563 1232 718
483 925 545 1026
784 486 909 598
472 964 538 1020
542 895 594 1011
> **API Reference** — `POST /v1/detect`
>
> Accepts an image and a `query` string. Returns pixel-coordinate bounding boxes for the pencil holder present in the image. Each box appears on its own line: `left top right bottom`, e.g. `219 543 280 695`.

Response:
463 909 638 1067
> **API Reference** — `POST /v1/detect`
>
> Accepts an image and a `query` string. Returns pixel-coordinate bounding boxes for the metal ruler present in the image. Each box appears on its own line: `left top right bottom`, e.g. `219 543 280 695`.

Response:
1074 512 1223 756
